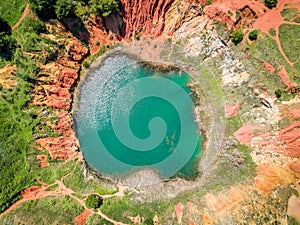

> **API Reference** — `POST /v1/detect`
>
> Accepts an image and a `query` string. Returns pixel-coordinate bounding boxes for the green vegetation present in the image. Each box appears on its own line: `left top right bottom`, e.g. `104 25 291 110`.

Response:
134 28 143 40
63 163 116 194
0 32 16 61
29 0 57 19
294 17 300 23
281 7 298 21
275 89 282 98
227 10 233 17
85 194 102 209
0 196 83 224
0 18 16 64
55 0 76 20
231 30 244 44
86 215 114 225
269 27 276 37
0 0 27 26
89 0 119 17
0 77 35 212
264 0 278 9
248 30 258 41
236 10 241 20
279 24 300 63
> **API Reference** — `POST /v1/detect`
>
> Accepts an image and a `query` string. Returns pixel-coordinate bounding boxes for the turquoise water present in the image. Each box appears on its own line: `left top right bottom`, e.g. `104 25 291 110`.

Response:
74 54 203 179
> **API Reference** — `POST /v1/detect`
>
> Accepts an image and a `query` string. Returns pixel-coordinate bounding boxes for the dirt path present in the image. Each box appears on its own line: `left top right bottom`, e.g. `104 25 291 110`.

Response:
0 159 128 225
12 3 30 31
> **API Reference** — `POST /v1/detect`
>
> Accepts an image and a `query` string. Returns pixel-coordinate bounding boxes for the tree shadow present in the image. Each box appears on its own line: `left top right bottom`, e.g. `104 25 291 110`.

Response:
103 13 126 39
0 17 12 34
62 16 90 46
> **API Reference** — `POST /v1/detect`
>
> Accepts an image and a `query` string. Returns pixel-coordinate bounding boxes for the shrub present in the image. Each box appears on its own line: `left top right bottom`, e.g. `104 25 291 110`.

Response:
21 17 46 34
29 0 57 18
85 194 102 209
264 0 278 9
89 0 118 17
0 18 11 34
236 10 241 20
55 0 76 20
0 32 17 60
248 30 258 41
275 89 282 98
231 30 244 44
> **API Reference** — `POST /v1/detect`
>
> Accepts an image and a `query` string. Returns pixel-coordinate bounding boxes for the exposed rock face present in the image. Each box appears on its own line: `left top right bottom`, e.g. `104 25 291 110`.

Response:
86 15 120 55
234 124 258 145
32 22 91 161
121 0 175 38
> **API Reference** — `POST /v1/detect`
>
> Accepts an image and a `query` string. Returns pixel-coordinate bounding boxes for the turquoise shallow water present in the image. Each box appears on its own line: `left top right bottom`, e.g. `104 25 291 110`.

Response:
74 54 203 178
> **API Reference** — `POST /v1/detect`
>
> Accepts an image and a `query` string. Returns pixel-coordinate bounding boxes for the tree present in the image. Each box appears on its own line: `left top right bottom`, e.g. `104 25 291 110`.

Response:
231 30 244 44
0 18 11 34
29 0 57 18
275 89 282 98
85 194 103 209
89 0 119 17
55 0 76 20
0 32 16 60
264 0 278 9
248 30 258 41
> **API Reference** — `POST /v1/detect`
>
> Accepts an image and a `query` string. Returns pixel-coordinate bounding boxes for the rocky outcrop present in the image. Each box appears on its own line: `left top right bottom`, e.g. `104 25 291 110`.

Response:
121 0 174 38
86 15 120 55
32 21 91 161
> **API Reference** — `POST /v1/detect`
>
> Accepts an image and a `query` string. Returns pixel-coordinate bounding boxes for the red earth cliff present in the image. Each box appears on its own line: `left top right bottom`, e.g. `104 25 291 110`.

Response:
121 0 175 38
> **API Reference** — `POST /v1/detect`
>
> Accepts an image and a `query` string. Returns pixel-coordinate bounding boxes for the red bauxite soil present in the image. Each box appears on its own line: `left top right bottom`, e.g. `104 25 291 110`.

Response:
234 124 258 145
225 103 241 118
74 209 92 225
121 0 174 38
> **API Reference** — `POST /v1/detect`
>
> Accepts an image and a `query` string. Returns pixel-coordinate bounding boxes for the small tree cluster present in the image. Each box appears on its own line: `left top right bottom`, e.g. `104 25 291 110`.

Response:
55 0 76 20
275 89 282 98
248 30 258 41
29 0 119 19
89 0 119 17
231 30 244 45
0 18 16 61
85 194 103 209
264 0 278 9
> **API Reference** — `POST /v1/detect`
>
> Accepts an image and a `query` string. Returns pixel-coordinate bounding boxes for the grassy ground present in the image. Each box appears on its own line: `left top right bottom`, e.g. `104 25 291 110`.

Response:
62 163 116 195
249 32 300 87
0 196 83 225
280 7 299 22
0 0 26 26
279 24 300 63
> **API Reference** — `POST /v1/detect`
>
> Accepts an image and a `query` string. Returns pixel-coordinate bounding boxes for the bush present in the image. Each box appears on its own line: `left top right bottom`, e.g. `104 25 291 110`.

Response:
0 32 17 60
264 0 278 9
55 0 76 20
89 0 118 17
0 18 11 34
231 30 244 44
21 17 46 34
29 0 57 18
248 30 258 41
85 194 102 209
275 89 282 98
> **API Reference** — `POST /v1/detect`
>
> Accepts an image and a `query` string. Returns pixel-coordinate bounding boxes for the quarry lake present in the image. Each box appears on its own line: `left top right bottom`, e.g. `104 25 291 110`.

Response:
74 54 203 179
